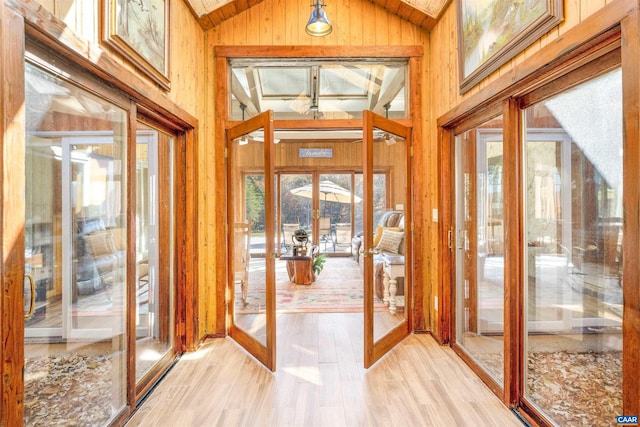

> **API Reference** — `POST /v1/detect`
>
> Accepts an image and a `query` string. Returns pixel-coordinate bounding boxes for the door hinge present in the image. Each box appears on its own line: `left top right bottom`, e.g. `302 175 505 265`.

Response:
224 147 228 158
447 229 453 250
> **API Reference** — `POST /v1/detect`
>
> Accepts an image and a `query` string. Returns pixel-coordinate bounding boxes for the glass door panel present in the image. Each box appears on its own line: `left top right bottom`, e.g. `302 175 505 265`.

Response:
279 174 312 255
135 122 175 386
228 111 276 371
523 69 623 425
362 110 411 368
24 60 127 425
318 173 359 255
454 117 506 387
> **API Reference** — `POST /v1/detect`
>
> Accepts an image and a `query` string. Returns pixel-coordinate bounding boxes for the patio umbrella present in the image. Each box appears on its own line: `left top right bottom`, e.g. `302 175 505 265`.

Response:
290 180 362 204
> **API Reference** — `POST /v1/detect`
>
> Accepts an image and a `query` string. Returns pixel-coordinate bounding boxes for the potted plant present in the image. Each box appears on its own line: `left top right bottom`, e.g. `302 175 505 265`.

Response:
312 253 327 277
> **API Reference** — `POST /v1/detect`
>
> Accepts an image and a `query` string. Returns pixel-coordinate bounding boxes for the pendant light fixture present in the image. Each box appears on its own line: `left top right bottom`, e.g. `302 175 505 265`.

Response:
306 0 332 37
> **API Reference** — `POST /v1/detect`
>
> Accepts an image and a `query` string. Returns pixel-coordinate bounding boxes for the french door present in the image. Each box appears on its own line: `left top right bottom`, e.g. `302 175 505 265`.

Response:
278 172 358 255
362 110 412 368
227 111 277 371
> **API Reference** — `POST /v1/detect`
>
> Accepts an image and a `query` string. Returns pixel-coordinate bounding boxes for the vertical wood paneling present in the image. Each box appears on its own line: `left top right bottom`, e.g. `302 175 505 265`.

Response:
374 5 389 45
362 1 376 46
1 4 25 425
349 0 363 45
233 11 248 45
284 0 300 45
272 0 286 45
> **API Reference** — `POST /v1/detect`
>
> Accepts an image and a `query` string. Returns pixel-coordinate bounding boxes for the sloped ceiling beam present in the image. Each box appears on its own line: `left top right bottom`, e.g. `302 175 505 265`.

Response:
185 0 450 32
231 72 260 117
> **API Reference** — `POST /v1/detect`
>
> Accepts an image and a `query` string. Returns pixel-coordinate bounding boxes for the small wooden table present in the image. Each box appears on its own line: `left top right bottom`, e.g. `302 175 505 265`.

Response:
382 254 405 314
281 254 315 285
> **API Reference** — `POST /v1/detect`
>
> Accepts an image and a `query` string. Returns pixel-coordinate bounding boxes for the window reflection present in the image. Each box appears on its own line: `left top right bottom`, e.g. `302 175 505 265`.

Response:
524 68 623 426
24 61 127 425
455 116 505 386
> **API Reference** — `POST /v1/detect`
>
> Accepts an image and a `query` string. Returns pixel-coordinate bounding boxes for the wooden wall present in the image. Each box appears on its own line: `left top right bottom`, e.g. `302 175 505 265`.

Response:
36 0 205 120
427 0 616 335
203 0 430 335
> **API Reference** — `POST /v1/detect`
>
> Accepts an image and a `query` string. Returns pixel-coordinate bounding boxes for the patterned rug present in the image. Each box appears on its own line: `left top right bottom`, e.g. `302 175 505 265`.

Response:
238 288 387 313
236 257 387 313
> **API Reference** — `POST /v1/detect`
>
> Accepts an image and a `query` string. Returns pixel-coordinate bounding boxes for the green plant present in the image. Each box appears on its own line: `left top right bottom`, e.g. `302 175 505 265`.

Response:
312 253 327 275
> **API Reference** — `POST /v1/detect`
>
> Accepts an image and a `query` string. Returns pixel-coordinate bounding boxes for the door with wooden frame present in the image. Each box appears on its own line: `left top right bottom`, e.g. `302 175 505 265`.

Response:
362 110 412 368
227 111 277 371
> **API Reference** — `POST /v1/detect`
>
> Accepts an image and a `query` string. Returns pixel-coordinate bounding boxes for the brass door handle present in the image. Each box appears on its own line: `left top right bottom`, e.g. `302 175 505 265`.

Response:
368 247 380 255
24 274 35 320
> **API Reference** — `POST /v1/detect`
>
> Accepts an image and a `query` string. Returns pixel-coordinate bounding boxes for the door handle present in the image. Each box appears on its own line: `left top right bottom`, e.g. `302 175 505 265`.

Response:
24 274 35 320
368 247 380 255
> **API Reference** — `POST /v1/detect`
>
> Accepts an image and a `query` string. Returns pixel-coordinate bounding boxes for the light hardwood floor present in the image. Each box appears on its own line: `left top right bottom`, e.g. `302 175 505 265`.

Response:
126 313 523 426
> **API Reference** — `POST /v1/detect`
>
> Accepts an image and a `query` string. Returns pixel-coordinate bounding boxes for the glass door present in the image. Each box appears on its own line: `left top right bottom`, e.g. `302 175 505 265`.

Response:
362 110 412 368
227 111 276 371
134 121 176 391
453 117 506 389
23 60 128 425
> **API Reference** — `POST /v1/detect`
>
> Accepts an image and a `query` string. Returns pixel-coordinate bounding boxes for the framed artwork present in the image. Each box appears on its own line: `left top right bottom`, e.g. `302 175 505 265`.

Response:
457 0 563 94
103 0 170 90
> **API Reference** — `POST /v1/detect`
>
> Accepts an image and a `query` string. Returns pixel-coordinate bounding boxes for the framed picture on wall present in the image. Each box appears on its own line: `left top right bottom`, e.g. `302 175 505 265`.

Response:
457 0 563 94
102 0 170 90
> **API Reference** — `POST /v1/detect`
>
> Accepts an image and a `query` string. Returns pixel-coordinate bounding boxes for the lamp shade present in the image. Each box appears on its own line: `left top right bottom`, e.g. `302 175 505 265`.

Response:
306 2 332 36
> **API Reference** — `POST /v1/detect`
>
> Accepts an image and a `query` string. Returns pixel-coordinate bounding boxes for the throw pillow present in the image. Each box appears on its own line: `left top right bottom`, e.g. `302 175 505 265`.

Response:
374 226 402 247
84 230 116 257
375 229 404 254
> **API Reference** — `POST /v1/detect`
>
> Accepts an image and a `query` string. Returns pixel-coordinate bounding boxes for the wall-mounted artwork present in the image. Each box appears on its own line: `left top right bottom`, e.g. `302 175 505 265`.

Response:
103 0 170 90
457 0 563 94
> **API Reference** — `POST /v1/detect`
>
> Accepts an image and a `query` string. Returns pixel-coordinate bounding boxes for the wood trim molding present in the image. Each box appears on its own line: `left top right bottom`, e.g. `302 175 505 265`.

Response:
0 4 25 424
502 98 523 408
437 125 452 345
215 56 228 336
214 45 423 59
621 7 640 417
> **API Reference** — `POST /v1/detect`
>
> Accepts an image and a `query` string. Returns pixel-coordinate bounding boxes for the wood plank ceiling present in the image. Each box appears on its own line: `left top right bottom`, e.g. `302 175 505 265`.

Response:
184 0 450 31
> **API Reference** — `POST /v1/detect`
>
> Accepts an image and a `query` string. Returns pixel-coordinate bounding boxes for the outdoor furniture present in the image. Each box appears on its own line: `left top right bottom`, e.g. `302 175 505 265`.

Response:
319 217 333 251
334 223 352 252
282 223 300 250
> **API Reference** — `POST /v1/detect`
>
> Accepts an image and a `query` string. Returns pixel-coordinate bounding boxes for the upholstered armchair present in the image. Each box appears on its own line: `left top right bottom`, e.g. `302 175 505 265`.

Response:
351 211 405 301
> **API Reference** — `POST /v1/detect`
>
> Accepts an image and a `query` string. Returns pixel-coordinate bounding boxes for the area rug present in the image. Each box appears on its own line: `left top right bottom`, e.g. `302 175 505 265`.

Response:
237 288 387 313
24 354 114 426
236 258 388 313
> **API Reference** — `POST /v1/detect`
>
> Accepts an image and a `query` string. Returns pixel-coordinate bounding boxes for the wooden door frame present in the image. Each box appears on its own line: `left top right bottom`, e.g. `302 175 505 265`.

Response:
1 3 200 423
1 4 26 425
214 45 424 335
437 0 640 419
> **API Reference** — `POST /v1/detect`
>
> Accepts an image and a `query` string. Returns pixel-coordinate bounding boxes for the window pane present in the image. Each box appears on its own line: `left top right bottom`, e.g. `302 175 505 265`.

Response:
135 122 175 384
24 61 127 426
524 68 623 426
455 116 505 386
229 61 407 120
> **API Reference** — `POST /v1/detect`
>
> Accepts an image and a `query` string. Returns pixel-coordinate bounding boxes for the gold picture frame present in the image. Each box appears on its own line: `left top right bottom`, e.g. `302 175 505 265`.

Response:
457 0 563 94
102 0 170 90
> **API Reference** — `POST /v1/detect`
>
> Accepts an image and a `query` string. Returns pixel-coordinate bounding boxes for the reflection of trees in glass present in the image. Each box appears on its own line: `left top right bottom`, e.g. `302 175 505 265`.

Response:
246 175 265 232
280 175 312 228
